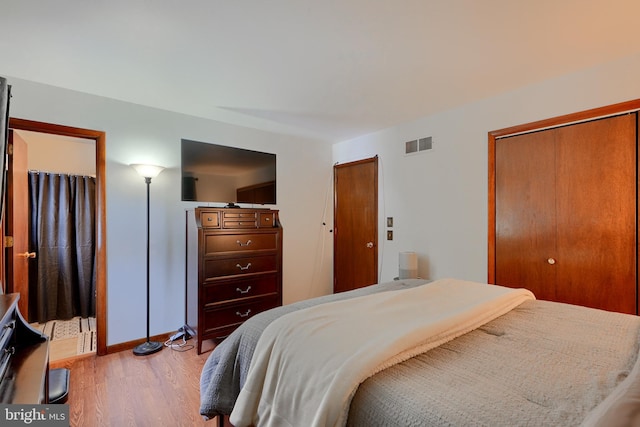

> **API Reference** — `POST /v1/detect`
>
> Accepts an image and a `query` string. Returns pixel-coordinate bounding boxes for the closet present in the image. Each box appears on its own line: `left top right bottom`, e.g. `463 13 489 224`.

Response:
490 110 638 315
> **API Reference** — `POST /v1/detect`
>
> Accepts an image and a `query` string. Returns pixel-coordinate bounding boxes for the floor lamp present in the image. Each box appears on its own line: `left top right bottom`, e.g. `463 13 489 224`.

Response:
131 163 165 356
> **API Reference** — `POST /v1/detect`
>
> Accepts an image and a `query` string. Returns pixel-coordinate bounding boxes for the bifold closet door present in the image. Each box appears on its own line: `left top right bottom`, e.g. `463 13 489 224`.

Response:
554 115 636 313
495 128 558 301
495 114 637 314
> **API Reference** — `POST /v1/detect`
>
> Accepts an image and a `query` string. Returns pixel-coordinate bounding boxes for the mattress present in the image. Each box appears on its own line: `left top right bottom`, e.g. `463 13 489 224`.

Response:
348 299 640 426
200 279 640 426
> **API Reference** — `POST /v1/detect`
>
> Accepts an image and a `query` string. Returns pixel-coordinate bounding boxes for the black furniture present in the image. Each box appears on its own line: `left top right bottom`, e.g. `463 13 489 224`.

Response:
48 368 69 404
0 293 49 403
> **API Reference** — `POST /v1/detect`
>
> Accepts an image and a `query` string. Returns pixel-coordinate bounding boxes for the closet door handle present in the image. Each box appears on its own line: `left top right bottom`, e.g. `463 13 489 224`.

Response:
547 257 556 265
18 252 37 259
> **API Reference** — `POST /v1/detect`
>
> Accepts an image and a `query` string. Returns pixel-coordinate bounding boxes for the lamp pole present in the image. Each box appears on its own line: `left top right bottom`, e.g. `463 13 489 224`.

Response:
131 164 164 356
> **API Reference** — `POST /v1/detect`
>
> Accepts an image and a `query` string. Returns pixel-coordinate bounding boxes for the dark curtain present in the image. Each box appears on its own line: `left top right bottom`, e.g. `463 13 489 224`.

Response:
28 172 96 323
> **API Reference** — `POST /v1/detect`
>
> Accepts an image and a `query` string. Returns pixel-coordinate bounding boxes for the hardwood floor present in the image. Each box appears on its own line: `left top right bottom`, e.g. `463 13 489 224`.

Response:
61 343 225 427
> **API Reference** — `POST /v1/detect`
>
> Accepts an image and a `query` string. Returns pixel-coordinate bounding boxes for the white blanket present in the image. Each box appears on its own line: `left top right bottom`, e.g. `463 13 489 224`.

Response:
230 278 535 427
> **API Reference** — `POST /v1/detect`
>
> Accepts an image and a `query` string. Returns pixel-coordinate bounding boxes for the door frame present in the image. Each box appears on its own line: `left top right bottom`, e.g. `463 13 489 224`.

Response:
488 99 640 306
6 131 30 318
8 118 107 356
487 99 640 284
333 156 378 292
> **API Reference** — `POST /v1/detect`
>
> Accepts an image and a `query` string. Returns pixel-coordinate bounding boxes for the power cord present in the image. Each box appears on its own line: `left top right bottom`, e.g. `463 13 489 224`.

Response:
164 326 195 352
164 335 194 352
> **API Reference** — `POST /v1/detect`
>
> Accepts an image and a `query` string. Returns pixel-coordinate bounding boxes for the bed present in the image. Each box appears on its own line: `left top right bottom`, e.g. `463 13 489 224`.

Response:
200 278 640 426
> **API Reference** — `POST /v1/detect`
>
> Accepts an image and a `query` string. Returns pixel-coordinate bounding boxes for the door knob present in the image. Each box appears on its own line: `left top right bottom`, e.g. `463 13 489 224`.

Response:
366 242 374 248
547 257 556 265
18 252 36 259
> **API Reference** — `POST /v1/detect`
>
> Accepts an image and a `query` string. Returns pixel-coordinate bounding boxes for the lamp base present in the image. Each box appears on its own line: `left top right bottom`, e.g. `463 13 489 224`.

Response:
133 341 163 356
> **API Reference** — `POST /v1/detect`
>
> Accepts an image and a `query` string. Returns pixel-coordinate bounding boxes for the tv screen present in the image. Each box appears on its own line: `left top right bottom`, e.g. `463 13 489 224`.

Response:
181 139 276 205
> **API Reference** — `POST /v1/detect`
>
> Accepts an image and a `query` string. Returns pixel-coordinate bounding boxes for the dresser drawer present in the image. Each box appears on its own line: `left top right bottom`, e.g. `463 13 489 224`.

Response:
204 274 278 304
199 211 221 228
0 310 16 360
259 212 276 227
203 232 277 254
203 295 280 333
222 211 258 228
203 255 277 279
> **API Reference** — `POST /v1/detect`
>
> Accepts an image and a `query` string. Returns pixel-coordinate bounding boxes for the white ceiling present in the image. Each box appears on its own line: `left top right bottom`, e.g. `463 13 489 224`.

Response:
2 1 640 143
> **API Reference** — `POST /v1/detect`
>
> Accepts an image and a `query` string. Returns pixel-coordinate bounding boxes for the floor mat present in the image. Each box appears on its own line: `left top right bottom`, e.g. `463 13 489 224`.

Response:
77 330 97 355
31 317 97 360
31 316 96 341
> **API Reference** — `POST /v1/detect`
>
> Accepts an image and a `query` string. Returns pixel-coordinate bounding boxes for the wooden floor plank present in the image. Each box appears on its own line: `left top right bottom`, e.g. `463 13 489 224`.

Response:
66 344 217 427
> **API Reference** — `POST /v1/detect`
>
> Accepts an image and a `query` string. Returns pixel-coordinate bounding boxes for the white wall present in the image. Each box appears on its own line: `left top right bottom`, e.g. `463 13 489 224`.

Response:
7 77 334 346
333 52 640 284
11 50 640 346
19 130 96 176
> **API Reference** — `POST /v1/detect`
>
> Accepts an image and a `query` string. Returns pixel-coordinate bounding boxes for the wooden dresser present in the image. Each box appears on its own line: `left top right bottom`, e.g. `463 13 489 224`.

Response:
0 294 49 403
186 207 283 354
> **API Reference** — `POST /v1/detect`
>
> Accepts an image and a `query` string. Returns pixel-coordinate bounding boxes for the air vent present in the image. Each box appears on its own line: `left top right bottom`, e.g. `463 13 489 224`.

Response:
419 137 432 151
405 136 433 156
405 139 418 154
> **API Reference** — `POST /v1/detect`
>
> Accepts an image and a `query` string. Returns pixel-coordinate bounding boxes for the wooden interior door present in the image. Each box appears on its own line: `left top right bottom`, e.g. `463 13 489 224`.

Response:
495 114 637 314
554 115 636 313
495 129 557 301
5 130 31 319
333 157 378 293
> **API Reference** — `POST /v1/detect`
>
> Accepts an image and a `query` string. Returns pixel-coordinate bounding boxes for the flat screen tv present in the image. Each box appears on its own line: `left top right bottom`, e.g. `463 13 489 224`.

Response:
181 139 276 206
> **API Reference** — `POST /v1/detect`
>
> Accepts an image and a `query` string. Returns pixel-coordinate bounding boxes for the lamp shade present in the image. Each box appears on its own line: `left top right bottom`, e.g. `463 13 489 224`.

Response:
131 164 165 179
399 251 418 279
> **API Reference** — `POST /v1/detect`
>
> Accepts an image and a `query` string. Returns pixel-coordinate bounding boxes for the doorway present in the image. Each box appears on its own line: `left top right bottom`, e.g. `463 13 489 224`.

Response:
333 157 378 293
7 118 107 356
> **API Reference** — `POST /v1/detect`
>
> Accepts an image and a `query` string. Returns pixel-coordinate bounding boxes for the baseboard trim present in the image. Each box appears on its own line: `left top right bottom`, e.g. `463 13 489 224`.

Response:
105 332 174 355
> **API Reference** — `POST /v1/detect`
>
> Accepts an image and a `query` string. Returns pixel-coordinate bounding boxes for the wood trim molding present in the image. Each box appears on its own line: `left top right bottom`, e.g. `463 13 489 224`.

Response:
8 118 108 356
490 99 640 139
488 99 640 284
105 332 173 355
487 132 497 284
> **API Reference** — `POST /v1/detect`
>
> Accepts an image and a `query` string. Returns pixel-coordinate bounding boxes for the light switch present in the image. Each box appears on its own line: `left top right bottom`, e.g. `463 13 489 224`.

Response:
387 230 393 240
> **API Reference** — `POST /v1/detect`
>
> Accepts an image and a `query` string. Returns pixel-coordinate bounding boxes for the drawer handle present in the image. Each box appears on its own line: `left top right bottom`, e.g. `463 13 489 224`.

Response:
3 321 14 331
236 309 252 318
236 286 252 294
236 263 252 271
236 239 252 247
4 347 15 356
